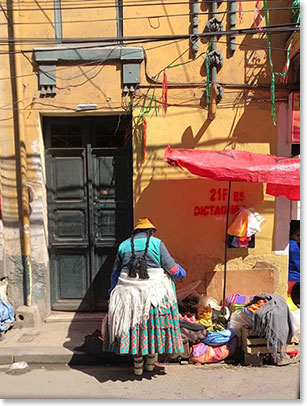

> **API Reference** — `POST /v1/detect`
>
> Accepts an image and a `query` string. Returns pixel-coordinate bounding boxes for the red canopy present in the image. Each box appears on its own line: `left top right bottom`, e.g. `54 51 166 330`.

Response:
164 147 300 201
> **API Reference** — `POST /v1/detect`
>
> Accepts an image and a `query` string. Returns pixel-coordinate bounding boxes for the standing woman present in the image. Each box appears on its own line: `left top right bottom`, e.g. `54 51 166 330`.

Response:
102 218 186 376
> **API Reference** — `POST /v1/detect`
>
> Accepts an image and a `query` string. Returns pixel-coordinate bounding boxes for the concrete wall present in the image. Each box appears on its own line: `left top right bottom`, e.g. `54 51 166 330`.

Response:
0 0 295 314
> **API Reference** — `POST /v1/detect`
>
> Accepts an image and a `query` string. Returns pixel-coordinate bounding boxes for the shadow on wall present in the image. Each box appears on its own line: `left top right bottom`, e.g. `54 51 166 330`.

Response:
134 178 268 277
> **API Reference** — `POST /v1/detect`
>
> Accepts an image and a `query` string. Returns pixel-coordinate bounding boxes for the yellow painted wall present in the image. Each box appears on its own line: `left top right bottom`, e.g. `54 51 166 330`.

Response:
0 0 295 308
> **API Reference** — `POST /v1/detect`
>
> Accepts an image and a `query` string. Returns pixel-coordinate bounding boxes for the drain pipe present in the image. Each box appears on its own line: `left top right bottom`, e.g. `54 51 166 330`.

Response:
229 1 237 55
191 0 199 58
6 0 32 307
205 1 224 120
209 1 218 120
211 1 218 86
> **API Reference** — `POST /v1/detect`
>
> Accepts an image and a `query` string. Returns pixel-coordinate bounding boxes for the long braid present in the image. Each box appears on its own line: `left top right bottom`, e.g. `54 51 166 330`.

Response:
139 230 152 279
128 234 137 278
128 229 153 279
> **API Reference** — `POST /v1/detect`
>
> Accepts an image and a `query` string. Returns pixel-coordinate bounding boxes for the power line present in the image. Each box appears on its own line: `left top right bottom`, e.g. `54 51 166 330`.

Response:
0 22 300 44
0 6 299 26
0 38 185 81
0 26 299 60
0 0 298 12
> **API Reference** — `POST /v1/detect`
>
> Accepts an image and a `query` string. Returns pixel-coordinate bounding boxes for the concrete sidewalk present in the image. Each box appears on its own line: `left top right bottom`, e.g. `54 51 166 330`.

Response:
0 312 110 365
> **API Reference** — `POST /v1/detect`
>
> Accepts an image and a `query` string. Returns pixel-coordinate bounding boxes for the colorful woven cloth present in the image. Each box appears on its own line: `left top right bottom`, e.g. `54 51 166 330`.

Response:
225 294 254 306
103 303 184 355
103 268 184 356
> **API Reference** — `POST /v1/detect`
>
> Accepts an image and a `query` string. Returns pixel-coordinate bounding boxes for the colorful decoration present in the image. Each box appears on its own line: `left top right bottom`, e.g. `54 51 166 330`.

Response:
238 0 243 23
253 0 264 30
161 69 168 114
280 42 294 83
263 0 300 125
289 92 300 144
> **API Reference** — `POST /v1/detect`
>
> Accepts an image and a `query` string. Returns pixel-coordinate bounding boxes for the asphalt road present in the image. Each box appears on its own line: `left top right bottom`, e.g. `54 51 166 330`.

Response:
0 362 300 400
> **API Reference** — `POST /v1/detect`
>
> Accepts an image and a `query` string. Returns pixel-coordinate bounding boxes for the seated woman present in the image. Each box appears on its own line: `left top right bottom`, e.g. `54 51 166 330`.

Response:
102 217 186 376
288 221 300 307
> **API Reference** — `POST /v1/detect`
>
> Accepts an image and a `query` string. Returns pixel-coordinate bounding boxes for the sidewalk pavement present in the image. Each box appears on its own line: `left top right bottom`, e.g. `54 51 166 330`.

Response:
1 312 300 367
0 312 111 366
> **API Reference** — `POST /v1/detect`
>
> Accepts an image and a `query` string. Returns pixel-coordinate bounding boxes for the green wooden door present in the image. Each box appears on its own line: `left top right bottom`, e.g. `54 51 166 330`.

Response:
44 116 132 311
90 147 132 310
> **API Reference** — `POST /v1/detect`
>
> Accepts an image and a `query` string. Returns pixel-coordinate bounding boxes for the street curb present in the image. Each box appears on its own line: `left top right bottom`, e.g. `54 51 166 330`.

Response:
0 348 14 364
0 347 135 366
0 347 91 365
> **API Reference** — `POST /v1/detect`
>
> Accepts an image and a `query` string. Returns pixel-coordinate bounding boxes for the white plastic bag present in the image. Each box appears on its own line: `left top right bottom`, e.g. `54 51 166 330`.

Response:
9 361 29 370
290 309 300 334
227 310 253 342
247 209 265 237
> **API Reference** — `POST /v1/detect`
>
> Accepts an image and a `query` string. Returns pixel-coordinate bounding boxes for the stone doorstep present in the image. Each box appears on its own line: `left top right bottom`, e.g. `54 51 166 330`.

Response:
0 346 91 365
45 312 106 323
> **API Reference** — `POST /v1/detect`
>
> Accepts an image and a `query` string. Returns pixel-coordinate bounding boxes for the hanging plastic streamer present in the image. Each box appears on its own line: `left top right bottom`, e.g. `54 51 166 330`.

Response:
280 0 300 83
161 69 168 114
141 50 207 121
254 0 264 30
123 128 132 147
280 42 293 83
142 118 147 163
238 0 243 23
263 0 300 125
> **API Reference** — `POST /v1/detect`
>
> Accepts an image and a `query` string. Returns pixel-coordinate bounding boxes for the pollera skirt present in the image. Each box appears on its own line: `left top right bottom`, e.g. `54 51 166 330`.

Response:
102 268 184 356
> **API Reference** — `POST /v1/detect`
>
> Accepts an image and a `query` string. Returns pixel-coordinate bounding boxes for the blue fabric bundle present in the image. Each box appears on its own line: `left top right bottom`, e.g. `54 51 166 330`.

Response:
203 328 236 346
0 299 15 332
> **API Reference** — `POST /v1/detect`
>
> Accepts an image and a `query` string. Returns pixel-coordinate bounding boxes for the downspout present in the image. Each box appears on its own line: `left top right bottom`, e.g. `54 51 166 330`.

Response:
116 0 124 45
211 1 218 86
206 1 224 120
191 0 199 58
53 0 62 43
6 0 32 306
229 1 237 55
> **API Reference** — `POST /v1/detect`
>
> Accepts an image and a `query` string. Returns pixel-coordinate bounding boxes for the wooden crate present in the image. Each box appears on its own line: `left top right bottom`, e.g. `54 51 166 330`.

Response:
242 327 296 355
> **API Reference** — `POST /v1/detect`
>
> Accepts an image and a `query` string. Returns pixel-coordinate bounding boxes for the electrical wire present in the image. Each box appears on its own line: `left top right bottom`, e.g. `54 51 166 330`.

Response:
0 22 300 45
0 32 299 83
0 6 299 26
1 0 298 12
0 38 185 82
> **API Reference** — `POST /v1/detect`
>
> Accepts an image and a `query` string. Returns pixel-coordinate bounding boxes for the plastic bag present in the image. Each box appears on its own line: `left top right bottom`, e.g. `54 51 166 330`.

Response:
198 295 220 310
176 280 202 301
227 310 253 341
9 361 28 370
290 309 300 334
228 207 265 238
246 209 265 237
228 207 249 237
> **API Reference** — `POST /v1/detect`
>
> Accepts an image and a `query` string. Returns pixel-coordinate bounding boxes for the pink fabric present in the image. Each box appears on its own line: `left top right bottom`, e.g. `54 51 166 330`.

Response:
191 343 209 358
164 147 300 201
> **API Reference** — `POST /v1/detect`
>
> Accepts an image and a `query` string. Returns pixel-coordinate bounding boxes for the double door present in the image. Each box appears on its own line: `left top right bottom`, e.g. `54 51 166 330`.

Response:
44 116 133 311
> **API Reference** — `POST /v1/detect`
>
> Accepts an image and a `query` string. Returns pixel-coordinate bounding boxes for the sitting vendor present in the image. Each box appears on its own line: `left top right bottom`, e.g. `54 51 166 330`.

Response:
288 221 300 283
288 221 300 308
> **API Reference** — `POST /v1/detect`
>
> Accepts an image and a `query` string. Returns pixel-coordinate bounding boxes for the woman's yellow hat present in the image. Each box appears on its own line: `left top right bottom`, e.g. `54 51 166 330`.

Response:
134 217 156 230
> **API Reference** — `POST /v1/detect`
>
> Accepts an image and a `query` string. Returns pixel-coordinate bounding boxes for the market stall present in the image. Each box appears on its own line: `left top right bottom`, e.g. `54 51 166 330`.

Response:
164 147 300 306
163 147 300 366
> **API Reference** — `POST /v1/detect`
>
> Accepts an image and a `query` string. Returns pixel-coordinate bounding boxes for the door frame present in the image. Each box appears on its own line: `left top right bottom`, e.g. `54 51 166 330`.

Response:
43 114 133 311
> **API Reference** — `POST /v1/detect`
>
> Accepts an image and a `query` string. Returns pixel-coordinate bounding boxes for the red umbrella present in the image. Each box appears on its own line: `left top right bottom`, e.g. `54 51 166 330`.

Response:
164 146 300 308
